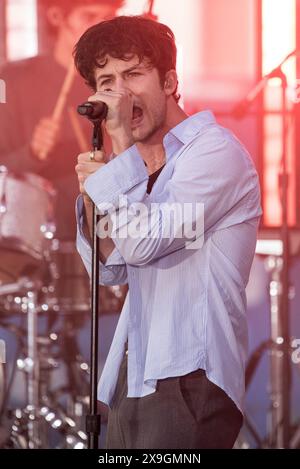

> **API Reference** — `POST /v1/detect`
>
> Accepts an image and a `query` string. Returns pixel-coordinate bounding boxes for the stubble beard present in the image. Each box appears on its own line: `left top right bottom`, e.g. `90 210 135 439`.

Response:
133 108 166 144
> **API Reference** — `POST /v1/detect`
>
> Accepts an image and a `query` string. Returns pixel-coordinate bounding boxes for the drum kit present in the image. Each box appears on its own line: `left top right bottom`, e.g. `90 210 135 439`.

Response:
0 165 127 448
237 229 300 449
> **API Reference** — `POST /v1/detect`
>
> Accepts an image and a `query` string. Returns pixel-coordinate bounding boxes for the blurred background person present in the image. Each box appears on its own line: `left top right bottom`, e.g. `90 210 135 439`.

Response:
0 1 124 449
0 0 123 240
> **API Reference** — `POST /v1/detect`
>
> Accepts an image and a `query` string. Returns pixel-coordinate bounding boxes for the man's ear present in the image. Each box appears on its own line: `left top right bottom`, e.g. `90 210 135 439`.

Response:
46 6 64 28
164 70 178 97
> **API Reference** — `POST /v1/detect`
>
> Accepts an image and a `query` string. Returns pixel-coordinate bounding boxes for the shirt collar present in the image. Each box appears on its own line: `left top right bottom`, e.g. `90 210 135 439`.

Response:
163 110 216 148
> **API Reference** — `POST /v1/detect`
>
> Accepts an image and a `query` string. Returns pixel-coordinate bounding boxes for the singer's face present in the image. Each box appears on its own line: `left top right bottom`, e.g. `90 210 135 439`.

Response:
94 55 169 144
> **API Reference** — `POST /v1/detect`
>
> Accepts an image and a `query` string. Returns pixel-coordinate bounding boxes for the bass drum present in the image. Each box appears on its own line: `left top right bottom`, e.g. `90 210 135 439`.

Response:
0 166 56 287
46 240 128 314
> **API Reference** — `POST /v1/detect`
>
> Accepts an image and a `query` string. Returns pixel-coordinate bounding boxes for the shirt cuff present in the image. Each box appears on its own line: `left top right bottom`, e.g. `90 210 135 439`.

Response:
84 145 148 209
75 194 125 268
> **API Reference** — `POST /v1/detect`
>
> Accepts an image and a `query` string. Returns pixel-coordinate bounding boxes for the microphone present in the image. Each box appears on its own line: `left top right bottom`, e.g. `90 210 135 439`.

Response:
77 101 108 121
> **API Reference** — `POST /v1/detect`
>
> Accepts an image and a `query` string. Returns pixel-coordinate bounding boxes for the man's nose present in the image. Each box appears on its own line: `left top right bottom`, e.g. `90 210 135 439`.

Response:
104 78 132 96
114 77 131 93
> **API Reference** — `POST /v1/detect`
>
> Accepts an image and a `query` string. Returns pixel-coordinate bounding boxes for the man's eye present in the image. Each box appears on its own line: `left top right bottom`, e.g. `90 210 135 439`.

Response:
100 78 112 86
128 72 141 77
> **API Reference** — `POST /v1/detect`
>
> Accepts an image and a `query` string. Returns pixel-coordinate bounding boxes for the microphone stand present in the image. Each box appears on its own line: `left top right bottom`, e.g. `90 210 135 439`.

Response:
143 0 158 20
231 49 297 118
233 56 292 447
85 120 102 449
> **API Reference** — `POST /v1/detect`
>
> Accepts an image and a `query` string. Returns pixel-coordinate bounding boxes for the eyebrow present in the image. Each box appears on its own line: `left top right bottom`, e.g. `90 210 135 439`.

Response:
96 63 145 84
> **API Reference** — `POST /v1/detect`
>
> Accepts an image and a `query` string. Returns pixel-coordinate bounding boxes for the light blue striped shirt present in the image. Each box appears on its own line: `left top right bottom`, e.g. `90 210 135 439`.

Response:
76 111 262 413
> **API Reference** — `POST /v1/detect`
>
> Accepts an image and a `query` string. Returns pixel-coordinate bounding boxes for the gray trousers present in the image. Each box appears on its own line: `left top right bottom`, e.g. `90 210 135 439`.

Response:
105 355 243 449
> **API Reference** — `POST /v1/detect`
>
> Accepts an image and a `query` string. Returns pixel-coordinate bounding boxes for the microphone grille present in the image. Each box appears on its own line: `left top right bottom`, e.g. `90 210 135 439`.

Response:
77 103 93 116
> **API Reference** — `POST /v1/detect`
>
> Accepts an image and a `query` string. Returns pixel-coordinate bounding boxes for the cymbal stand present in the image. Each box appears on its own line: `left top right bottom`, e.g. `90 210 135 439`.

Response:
233 52 293 448
20 288 49 449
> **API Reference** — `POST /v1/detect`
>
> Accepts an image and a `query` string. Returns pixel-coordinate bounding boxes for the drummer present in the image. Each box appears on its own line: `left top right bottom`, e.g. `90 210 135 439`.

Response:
0 0 123 241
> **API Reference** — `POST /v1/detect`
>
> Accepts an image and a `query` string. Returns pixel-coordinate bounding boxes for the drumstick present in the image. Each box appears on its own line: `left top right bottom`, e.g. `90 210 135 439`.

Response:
52 61 75 123
39 62 75 160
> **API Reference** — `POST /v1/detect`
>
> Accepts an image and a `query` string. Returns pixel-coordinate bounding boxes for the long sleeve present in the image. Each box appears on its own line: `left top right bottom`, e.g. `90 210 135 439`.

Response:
84 125 261 266
76 195 128 285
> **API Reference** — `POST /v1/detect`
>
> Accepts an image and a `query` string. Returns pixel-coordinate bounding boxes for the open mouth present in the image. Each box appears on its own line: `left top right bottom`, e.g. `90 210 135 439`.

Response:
132 105 143 123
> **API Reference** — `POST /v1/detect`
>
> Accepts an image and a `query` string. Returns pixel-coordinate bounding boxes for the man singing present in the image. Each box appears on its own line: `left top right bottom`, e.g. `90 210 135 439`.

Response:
74 16 262 449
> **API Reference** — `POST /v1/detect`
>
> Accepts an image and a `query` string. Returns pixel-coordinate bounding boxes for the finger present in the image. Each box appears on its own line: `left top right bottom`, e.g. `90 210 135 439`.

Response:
40 122 60 132
90 150 105 163
87 91 125 103
89 91 113 100
32 141 53 158
33 136 56 149
37 120 60 135
38 127 60 139
86 163 105 173
41 116 61 126
32 142 55 158
34 128 60 143
87 94 108 104
78 174 86 183
75 164 91 176
75 163 105 176
76 152 98 164
77 151 105 164
32 128 59 147
79 182 86 194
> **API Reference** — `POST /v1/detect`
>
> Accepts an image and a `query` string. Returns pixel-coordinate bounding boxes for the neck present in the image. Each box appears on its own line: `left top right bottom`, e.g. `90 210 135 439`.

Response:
137 99 187 174
137 141 166 174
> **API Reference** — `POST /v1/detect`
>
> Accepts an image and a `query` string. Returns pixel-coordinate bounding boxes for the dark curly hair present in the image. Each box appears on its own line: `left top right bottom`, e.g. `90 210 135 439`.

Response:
73 15 180 102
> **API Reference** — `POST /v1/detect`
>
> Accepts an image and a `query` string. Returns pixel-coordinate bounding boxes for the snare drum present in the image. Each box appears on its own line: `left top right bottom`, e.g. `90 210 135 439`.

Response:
46 240 128 314
0 167 56 286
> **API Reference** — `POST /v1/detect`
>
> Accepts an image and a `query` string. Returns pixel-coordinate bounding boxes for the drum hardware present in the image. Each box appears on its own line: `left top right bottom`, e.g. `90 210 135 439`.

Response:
43 239 128 315
233 52 298 448
0 165 127 447
0 278 37 297
40 221 57 241
0 51 127 447
0 287 126 447
0 167 56 286
0 237 127 447
10 404 88 449
23 289 41 448
0 166 8 202
0 277 91 448
0 357 5 418
4 292 91 449
240 231 300 449
38 406 88 449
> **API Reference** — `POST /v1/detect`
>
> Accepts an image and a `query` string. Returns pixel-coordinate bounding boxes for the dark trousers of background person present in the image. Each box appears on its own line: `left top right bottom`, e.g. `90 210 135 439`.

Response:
105 354 243 449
